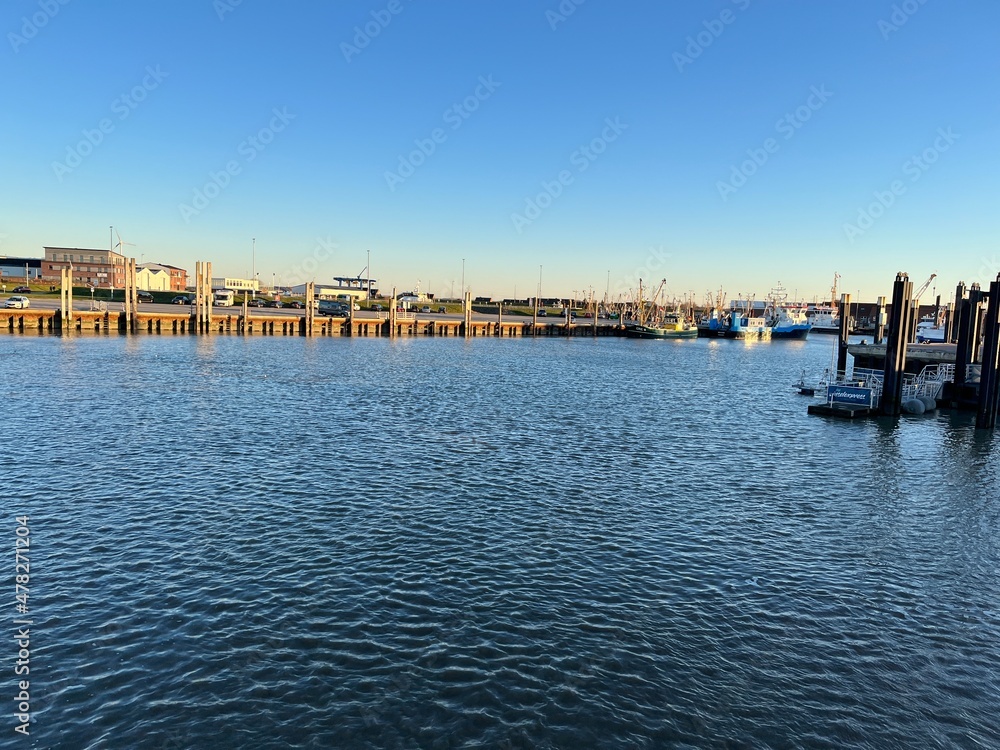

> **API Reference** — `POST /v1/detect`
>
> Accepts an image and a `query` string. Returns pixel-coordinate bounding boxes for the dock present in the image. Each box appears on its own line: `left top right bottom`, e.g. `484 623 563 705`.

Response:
808 272 1000 428
1 308 622 338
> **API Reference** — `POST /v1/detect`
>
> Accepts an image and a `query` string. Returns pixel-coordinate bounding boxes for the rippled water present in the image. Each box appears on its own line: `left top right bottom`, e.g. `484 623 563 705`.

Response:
4 334 999 748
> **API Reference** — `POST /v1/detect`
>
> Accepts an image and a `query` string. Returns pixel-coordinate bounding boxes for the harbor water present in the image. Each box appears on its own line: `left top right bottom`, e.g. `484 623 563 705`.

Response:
3 334 999 749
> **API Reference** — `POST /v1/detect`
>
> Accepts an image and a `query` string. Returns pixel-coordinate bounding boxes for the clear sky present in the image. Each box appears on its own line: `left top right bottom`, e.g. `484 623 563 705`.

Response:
1 0 997 303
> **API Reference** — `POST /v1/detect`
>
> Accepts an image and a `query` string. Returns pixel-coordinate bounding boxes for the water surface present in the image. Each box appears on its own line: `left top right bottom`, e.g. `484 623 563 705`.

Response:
3 334 998 748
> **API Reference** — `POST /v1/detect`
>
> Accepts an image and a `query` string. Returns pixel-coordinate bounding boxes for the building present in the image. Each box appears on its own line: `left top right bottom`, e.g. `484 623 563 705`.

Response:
291 276 378 301
211 277 259 293
43 247 126 288
138 263 188 292
0 256 42 282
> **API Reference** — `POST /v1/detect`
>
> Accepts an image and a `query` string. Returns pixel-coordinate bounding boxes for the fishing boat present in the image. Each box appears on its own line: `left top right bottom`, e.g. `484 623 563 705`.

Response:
766 286 811 340
697 298 771 339
626 311 698 339
770 304 812 339
624 279 699 339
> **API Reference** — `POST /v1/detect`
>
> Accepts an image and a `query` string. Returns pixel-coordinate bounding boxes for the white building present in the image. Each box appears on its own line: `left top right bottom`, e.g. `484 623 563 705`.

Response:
211 277 260 293
137 263 172 291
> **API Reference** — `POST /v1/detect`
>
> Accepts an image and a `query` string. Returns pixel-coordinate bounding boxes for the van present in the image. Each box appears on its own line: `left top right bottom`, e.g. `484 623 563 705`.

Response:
213 290 235 306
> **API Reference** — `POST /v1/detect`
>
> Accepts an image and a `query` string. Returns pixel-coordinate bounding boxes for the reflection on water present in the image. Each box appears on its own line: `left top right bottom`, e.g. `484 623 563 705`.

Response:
3 334 999 748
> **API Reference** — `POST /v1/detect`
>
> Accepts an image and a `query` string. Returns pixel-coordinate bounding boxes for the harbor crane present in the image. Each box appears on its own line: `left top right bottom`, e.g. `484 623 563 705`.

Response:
913 273 937 301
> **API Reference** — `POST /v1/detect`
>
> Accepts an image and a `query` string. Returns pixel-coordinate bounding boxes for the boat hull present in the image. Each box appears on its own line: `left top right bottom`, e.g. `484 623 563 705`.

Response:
771 327 811 340
625 325 698 339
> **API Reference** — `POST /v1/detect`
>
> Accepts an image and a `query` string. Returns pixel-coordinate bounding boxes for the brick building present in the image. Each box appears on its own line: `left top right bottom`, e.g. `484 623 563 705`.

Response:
42 247 127 289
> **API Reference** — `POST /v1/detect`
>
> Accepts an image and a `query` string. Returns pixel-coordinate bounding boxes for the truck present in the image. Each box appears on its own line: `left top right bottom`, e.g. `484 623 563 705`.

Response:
213 290 235 306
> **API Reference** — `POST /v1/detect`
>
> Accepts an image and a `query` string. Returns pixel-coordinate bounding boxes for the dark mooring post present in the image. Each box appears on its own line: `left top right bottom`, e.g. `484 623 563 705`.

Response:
881 273 913 417
907 299 919 344
953 284 980 392
874 295 887 344
944 302 955 344
976 276 1000 429
837 293 851 375
952 282 966 343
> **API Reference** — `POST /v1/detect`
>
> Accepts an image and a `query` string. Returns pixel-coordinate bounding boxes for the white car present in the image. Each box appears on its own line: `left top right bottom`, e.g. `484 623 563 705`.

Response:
4 296 29 309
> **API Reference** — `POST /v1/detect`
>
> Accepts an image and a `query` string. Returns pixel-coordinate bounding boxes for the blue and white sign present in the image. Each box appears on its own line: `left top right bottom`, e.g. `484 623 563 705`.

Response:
827 385 874 407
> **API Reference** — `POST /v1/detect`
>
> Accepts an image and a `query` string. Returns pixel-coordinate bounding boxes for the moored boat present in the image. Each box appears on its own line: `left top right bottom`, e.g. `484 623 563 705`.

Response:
915 303 947 343
625 311 698 339
765 286 811 340
806 305 840 334
625 277 701 340
697 299 771 340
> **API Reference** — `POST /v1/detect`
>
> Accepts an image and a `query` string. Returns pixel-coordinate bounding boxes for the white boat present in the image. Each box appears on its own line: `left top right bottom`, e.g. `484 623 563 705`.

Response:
808 273 842 334
915 311 946 343
806 305 839 334
766 287 811 339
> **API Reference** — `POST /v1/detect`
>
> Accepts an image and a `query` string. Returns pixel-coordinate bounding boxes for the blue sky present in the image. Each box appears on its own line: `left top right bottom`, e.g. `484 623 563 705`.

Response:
1 0 997 302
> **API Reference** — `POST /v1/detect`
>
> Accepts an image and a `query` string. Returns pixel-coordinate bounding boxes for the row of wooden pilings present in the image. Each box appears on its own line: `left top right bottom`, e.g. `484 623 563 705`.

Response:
3 308 623 338
873 272 1000 428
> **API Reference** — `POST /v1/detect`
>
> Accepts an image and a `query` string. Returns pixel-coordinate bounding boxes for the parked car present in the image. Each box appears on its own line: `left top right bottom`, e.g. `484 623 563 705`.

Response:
437 306 447 314
171 295 191 305
12 286 31 294
421 306 431 313
269 300 284 308
4 296 29 309
288 301 303 309
537 309 547 317
371 304 383 312
248 299 266 307
137 291 154 303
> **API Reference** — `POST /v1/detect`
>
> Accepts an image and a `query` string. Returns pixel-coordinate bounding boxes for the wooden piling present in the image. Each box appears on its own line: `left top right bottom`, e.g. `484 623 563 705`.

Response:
874 296 887 344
